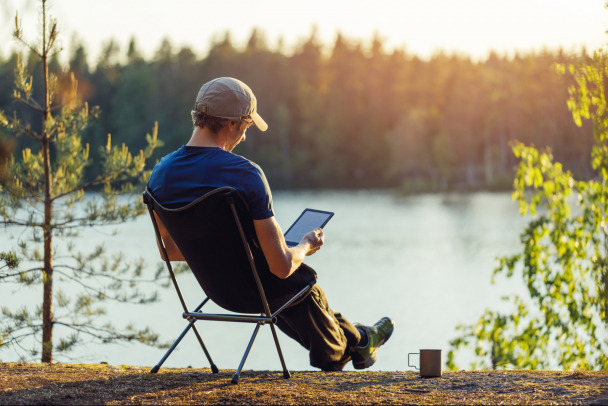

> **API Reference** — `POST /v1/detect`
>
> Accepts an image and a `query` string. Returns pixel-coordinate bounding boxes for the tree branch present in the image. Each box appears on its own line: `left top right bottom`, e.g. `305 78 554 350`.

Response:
12 36 41 58
52 268 157 303
0 219 37 227
16 96 44 112
53 268 112 296
1 325 43 337
53 321 139 342
54 264 164 284
52 217 140 230
0 267 41 280
50 173 123 202
1 183 45 202
4 115 42 140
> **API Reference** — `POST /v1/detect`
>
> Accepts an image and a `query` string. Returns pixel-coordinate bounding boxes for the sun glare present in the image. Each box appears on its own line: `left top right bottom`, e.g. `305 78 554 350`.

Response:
0 0 606 63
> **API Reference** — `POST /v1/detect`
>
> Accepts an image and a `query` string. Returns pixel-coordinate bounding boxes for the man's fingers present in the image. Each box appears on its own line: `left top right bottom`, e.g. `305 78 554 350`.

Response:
302 228 324 255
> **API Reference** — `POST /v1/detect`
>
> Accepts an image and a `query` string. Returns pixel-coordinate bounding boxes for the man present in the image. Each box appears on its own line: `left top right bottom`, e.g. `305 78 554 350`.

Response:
147 77 394 371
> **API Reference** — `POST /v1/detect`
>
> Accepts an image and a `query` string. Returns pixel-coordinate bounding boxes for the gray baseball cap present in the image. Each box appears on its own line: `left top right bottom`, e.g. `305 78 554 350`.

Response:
194 77 268 132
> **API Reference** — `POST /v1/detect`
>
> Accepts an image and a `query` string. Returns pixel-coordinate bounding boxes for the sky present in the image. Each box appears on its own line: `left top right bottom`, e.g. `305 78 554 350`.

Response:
1 0 607 64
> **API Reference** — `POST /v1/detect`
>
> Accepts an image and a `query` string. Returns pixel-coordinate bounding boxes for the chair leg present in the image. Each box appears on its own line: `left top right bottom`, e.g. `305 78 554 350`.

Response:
189 298 219 373
269 323 291 379
231 323 261 384
151 319 218 374
151 319 197 373
191 324 219 373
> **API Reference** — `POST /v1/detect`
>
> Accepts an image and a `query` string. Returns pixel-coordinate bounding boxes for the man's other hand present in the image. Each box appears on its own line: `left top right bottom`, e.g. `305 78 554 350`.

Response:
301 228 324 256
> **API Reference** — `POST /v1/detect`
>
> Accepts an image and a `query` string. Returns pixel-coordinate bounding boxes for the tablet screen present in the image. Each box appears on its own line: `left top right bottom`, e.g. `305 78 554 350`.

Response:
284 209 334 247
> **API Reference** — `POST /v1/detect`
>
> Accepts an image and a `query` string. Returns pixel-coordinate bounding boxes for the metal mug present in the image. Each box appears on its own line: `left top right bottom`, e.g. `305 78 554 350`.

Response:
408 349 442 378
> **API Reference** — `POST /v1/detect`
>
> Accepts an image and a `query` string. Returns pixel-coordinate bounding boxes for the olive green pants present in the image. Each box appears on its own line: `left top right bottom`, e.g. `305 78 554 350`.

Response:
276 283 362 370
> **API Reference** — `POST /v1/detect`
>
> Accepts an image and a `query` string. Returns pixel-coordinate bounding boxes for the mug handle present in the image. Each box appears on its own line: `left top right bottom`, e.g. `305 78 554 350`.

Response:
408 352 419 370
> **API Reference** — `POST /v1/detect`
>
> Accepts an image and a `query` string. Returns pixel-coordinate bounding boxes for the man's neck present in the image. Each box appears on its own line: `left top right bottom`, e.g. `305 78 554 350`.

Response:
187 126 224 149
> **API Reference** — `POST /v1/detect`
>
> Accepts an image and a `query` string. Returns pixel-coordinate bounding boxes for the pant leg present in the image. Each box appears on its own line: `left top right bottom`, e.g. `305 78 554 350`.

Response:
334 312 361 348
275 283 361 370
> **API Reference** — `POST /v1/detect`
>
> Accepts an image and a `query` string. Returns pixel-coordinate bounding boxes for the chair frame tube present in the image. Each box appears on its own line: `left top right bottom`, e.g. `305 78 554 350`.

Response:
182 313 274 324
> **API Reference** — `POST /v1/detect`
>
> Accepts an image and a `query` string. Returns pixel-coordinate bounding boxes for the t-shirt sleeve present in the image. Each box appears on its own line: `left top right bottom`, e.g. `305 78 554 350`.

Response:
246 163 274 220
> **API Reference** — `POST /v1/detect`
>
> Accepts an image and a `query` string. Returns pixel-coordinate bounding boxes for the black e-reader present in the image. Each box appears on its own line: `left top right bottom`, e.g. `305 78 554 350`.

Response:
284 209 334 247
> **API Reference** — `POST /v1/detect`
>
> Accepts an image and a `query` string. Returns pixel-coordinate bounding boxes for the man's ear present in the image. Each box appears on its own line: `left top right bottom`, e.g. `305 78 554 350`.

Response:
220 120 236 138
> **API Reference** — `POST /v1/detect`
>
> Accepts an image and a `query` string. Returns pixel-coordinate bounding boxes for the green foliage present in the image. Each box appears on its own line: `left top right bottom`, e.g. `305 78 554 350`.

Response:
448 50 608 371
0 29 591 190
0 252 20 273
0 0 164 362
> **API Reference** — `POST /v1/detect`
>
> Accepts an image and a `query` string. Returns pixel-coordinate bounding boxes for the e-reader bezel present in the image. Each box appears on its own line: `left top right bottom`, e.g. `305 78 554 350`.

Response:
284 208 334 247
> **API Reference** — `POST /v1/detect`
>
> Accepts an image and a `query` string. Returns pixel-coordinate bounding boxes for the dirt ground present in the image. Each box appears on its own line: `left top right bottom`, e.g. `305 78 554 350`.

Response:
0 363 606 405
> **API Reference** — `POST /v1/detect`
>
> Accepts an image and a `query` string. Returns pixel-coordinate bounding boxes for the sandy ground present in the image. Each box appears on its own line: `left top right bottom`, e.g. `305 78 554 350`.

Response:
0 363 607 405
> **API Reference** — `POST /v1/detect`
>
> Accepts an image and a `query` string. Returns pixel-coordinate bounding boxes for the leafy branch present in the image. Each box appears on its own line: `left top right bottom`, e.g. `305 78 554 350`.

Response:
448 50 608 371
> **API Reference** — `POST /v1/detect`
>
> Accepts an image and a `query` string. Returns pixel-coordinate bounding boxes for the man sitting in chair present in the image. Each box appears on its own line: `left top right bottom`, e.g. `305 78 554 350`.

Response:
147 77 394 371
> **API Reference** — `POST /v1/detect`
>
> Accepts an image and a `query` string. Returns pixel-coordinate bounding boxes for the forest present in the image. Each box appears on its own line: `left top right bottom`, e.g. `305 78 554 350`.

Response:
0 30 594 191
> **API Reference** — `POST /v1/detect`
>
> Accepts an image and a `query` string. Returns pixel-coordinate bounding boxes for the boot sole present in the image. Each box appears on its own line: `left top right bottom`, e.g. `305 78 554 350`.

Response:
353 352 377 369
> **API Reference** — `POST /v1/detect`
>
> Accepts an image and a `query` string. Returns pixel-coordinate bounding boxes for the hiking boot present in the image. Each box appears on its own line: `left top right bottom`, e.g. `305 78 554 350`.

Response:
322 353 352 372
350 317 395 370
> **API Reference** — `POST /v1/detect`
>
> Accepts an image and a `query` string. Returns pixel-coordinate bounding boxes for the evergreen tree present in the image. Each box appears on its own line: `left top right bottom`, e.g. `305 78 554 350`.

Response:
0 0 162 363
0 21 595 191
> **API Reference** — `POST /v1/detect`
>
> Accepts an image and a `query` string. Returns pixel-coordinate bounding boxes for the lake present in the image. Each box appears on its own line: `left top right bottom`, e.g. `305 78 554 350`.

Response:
0 190 529 371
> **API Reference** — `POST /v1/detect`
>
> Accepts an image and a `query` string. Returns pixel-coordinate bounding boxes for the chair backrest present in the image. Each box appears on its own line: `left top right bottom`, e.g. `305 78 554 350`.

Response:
143 187 312 314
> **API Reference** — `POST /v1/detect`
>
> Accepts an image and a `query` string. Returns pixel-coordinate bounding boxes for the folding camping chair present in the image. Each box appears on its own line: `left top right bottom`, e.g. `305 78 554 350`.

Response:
142 187 314 384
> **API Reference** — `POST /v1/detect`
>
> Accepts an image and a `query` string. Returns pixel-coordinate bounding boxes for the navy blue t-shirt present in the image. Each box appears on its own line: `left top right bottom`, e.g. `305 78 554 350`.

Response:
147 146 274 220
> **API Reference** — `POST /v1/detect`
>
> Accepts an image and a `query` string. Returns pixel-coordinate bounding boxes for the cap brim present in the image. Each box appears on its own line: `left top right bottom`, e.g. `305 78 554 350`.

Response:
251 111 268 132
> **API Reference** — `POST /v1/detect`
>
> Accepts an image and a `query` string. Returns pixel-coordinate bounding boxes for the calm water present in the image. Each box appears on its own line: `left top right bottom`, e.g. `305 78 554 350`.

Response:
1 190 528 371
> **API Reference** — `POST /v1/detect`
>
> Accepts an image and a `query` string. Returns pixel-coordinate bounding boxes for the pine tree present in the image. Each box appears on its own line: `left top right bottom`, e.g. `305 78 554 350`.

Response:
0 0 162 363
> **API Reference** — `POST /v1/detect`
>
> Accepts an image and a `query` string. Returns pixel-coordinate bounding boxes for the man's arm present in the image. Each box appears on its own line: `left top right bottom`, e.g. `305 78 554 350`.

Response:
253 216 324 279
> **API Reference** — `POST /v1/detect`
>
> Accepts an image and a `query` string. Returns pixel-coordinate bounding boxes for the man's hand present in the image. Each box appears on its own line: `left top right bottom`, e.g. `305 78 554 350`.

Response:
254 217 324 279
301 228 324 256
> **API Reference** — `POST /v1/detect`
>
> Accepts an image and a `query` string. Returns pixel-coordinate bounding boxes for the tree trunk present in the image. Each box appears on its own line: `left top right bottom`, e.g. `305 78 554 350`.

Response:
41 134 53 363
40 0 54 363
41 148 53 362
